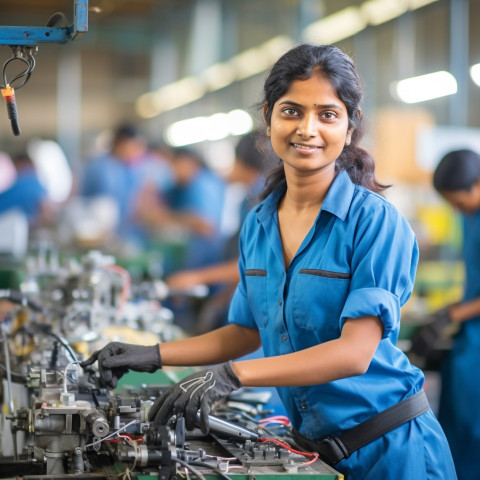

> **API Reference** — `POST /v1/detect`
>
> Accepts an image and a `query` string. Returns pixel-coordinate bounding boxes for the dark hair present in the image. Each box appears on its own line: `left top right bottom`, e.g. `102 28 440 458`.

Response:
260 43 387 199
172 146 205 166
235 131 273 172
113 124 141 140
433 149 480 192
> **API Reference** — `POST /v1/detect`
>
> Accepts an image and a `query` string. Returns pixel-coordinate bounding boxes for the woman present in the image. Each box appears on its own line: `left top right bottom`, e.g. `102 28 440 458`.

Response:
83 44 456 479
433 149 480 480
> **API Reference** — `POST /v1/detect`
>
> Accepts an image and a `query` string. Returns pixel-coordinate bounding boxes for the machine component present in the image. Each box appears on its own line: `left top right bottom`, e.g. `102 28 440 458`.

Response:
0 0 88 135
0 249 342 478
2 368 340 479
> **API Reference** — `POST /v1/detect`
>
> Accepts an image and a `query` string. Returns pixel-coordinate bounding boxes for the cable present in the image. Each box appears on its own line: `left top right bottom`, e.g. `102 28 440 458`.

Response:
191 461 233 480
173 456 207 480
1 46 37 136
0 362 25 383
258 437 319 465
48 332 77 362
63 361 79 394
85 420 140 448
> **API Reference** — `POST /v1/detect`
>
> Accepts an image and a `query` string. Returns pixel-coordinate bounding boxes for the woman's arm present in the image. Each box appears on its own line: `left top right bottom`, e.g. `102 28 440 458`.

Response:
165 260 240 289
160 323 262 366
448 297 480 323
232 315 383 387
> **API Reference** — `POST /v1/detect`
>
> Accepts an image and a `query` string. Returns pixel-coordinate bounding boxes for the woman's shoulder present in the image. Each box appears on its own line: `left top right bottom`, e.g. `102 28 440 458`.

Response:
350 184 412 230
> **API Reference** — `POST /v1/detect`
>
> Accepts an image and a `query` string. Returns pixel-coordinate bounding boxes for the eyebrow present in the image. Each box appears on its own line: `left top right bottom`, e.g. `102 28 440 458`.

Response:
278 100 344 110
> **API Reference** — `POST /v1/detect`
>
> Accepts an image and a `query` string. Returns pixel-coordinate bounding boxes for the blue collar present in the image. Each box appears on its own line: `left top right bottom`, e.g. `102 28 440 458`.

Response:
256 170 355 223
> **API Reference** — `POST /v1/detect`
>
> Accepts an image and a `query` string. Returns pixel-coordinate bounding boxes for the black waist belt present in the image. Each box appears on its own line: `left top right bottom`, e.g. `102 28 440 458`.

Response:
292 390 430 466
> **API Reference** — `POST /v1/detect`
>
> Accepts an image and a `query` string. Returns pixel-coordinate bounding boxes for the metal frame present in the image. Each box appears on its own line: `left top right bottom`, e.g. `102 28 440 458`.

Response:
0 0 88 46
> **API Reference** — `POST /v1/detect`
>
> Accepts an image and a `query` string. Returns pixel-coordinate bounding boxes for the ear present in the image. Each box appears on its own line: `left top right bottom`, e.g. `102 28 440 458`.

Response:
263 102 272 137
346 108 361 145
345 127 354 146
262 102 269 126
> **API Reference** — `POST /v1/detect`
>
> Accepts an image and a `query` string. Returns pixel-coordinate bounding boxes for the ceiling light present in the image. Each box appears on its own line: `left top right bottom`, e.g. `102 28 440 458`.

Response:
303 7 366 44
165 109 253 147
470 63 480 87
362 0 408 26
408 0 439 8
392 71 457 103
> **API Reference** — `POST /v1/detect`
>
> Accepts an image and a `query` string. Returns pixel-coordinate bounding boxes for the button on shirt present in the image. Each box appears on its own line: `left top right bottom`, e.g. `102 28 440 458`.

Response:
228 170 424 440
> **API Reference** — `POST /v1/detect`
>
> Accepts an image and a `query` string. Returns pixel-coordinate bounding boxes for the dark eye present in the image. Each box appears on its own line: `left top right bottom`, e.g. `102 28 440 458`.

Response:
322 111 336 120
282 108 298 116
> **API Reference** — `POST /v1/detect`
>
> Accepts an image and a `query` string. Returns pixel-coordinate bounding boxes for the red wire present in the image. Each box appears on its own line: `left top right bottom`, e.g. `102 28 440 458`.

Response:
258 437 319 465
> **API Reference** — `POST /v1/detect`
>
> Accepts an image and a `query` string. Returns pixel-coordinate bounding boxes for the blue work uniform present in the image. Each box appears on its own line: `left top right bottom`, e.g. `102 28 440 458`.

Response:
0 168 47 224
80 152 173 247
228 171 456 479
165 167 226 271
438 210 480 480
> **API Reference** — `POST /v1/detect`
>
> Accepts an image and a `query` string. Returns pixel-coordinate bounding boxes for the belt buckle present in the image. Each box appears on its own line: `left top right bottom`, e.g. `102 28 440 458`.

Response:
319 436 348 465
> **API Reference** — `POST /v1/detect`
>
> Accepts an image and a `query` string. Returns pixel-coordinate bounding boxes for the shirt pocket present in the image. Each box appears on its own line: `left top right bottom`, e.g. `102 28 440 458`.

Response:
245 269 269 328
292 269 351 341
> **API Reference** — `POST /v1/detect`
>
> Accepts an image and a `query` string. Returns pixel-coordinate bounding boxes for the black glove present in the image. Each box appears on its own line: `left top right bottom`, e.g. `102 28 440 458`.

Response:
80 342 162 388
148 362 242 434
409 308 454 369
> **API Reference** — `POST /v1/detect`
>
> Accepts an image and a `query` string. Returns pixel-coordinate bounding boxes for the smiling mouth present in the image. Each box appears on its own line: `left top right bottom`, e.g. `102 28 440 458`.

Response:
292 143 320 150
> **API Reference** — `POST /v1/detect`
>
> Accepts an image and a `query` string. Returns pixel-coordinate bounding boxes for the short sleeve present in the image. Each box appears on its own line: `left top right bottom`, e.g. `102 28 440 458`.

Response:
340 202 419 338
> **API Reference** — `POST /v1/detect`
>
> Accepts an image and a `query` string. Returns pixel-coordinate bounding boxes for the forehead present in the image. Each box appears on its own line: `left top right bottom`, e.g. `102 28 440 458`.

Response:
277 73 343 106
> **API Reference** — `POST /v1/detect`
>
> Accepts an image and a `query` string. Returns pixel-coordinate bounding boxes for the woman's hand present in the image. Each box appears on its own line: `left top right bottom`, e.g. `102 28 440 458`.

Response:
81 342 162 388
148 362 243 433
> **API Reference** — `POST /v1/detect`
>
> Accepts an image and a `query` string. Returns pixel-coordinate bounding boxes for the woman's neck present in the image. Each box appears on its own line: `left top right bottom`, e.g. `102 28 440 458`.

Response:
281 167 335 213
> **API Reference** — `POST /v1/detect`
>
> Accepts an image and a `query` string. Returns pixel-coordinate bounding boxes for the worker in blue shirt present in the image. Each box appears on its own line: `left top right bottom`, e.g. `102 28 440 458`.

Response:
0 152 51 227
164 131 273 334
82 44 456 479
80 124 172 248
136 146 226 272
432 149 480 480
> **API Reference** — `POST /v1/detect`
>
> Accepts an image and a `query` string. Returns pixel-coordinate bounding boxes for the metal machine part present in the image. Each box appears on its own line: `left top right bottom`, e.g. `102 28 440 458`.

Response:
0 250 342 478
2 369 342 479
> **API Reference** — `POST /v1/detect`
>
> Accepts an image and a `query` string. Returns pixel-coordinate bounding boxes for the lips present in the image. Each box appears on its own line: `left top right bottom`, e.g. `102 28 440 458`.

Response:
292 143 321 151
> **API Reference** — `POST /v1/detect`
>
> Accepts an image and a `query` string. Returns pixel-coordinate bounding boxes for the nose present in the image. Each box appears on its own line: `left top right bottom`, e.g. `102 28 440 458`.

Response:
296 113 318 139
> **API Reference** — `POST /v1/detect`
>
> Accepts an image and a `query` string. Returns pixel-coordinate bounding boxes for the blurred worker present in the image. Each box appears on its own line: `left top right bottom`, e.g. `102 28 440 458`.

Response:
0 152 16 193
165 131 272 333
432 148 480 480
79 124 171 248
136 146 226 272
0 151 53 228
83 44 456 479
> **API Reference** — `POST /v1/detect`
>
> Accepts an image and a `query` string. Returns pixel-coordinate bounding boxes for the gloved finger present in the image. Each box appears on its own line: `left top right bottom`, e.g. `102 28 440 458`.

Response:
80 350 100 368
102 352 135 370
98 366 115 389
153 389 182 426
198 401 210 435
184 394 201 431
148 395 163 422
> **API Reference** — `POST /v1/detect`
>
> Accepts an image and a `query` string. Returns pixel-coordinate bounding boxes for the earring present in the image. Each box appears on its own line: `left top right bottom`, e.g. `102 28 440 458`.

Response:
266 127 271 136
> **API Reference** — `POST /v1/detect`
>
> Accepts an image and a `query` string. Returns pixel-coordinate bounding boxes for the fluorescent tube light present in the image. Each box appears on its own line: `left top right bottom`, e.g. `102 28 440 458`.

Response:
470 63 480 87
392 71 457 103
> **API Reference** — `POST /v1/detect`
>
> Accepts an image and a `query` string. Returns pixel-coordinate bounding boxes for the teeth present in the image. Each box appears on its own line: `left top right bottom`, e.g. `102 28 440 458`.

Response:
293 143 317 149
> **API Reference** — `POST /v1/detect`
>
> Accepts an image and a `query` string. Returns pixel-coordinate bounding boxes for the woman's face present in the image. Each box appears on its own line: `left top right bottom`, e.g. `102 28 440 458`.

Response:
265 72 352 178
441 180 480 214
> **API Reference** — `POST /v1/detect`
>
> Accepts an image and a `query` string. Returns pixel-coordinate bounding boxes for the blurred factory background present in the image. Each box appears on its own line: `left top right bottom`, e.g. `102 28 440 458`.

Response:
1 1 479 162
0 0 478 342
